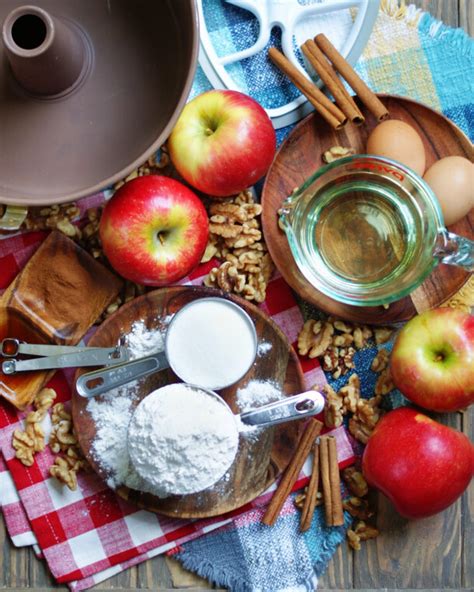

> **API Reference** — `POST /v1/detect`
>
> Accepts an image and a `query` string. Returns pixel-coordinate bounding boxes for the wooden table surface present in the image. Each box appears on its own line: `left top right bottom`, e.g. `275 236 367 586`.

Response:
1 2 473 591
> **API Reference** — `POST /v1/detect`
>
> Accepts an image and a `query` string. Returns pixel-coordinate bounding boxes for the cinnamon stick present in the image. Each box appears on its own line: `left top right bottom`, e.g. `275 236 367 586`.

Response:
300 441 320 532
262 419 323 526
268 47 347 130
314 34 389 122
319 436 333 526
301 40 364 125
327 436 344 526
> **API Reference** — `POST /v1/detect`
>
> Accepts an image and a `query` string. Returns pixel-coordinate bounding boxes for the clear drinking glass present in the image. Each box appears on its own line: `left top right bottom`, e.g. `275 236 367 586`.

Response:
278 155 473 307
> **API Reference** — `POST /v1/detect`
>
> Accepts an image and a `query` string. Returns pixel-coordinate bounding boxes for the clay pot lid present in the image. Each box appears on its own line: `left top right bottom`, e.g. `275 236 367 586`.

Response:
0 1 198 206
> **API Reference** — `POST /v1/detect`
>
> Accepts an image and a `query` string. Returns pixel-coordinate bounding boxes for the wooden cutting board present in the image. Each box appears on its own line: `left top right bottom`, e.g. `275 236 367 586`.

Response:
72 286 306 519
262 94 473 324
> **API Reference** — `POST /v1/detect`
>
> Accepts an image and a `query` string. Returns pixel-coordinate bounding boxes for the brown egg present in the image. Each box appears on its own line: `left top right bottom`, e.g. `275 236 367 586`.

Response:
367 120 426 176
423 156 474 226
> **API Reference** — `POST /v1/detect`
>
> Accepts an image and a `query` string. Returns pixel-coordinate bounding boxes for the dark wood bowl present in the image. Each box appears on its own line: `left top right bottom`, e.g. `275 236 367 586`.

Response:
72 286 305 519
262 94 473 324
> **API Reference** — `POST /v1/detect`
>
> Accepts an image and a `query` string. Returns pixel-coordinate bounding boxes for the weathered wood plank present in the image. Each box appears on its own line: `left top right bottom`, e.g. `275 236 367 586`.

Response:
165 557 212 589
459 0 474 34
462 406 473 589
412 0 459 26
0 589 223 592
137 556 174 589
317 540 353 590
0 589 468 592
28 547 57 589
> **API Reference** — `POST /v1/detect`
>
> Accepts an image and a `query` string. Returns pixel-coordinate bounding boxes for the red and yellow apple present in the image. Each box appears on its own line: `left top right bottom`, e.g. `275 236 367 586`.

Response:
362 407 473 519
100 175 208 286
390 308 474 412
168 90 276 197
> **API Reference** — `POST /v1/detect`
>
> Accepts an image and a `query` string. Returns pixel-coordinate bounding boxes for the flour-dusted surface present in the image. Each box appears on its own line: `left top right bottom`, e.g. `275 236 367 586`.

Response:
126 319 170 360
128 384 239 496
87 387 145 490
87 319 172 490
257 341 272 356
235 379 283 442
236 379 283 412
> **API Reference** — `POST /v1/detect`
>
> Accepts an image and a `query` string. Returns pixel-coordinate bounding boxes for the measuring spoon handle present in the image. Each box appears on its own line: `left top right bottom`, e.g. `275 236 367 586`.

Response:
239 391 325 428
75 352 169 398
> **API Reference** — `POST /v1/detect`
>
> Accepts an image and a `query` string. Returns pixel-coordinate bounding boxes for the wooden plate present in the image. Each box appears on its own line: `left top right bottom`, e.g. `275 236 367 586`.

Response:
72 286 305 519
262 94 473 324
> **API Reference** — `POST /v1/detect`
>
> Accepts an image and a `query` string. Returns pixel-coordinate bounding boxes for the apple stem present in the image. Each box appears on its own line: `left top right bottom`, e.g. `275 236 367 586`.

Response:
157 232 165 245
204 128 214 136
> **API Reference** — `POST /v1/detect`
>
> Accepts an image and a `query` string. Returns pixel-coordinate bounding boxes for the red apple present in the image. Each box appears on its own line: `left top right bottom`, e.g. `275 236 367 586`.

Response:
362 407 473 519
390 308 474 412
168 90 276 197
100 175 208 286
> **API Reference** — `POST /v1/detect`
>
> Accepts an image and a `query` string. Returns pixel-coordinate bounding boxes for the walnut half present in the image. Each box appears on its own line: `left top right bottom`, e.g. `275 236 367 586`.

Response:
347 520 380 550
322 146 356 163
342 467 368 498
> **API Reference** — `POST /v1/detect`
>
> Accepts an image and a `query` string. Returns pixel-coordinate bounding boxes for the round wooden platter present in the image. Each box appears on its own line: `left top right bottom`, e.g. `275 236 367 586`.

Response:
72 286 305 519
262 94 473 324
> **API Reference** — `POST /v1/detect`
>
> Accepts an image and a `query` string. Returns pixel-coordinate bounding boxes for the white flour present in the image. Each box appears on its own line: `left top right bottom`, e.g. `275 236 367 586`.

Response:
236 379 283 412
257 341 272 356
87 387 145 491
166 299 256 388
236 379 283 442
128 384 239 496
87 319 171 491
126 319 169 360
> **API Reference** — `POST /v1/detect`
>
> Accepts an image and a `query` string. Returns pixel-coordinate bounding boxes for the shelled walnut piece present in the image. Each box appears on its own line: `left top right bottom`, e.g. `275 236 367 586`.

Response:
371 348 390 372
322 370 384 443
203 190 274 303
22 204 82 239
347 520 380 551
11 389 88 490
298 318 378 379
12 388 57 466
342 466 368 497
322 384 344 429
294 487 323 510
374 367 395 396
322 146 356 164
343 496 374 520
322 372 362 429
50 448 88 492
349 396 382 445
49 402 89 491
341 468 379 550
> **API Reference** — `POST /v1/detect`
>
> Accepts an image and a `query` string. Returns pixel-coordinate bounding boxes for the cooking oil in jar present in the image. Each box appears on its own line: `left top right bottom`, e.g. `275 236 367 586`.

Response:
301 179 422 286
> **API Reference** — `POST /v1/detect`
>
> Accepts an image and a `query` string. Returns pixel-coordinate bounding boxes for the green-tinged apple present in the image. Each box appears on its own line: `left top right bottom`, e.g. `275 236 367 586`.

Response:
390 308 474 412
100 175 208 285
168 90 276 197
363 407 473 519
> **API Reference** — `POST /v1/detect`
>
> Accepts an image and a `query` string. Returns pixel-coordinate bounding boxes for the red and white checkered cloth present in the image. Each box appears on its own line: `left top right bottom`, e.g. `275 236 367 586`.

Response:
0 213 355 591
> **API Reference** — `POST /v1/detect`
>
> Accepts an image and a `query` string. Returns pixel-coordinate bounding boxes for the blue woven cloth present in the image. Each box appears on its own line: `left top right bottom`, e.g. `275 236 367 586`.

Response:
176 3 474 590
